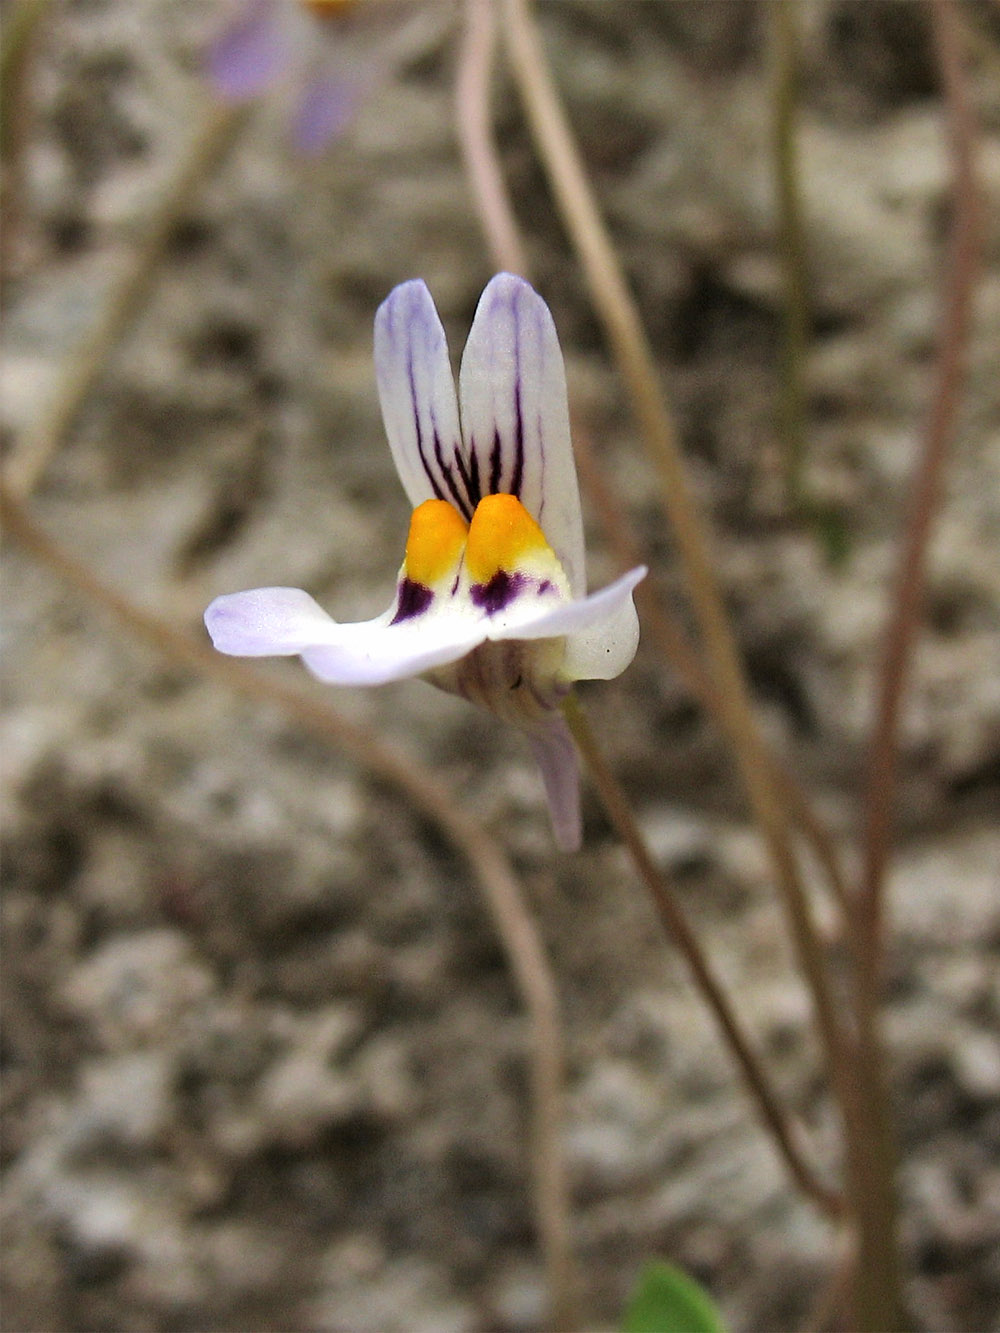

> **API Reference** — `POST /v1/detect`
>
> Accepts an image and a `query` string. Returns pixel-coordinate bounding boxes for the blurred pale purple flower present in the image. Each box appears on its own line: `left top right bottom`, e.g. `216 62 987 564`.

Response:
206 0 371 153
206 275 645 850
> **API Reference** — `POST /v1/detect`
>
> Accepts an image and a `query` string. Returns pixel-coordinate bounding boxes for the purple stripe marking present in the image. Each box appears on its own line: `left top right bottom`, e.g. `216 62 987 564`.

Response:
407 353 445 503
433 428 472 519
454 445 480 510
510 377 524 499
467 447 481 504
489 428 503 494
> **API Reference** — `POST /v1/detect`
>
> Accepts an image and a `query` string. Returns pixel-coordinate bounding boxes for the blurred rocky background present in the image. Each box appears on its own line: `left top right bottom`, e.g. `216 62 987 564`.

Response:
2 2 999 1329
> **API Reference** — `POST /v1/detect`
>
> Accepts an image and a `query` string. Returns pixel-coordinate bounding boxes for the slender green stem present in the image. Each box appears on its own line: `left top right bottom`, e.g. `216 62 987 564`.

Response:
769 0 810 503
0 0 55 279
0 0 52 105
562 694 842 1219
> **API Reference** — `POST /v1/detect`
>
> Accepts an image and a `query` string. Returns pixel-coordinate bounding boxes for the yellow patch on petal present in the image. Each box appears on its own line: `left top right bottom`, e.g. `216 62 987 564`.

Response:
404 499 469 587
465 494 557 585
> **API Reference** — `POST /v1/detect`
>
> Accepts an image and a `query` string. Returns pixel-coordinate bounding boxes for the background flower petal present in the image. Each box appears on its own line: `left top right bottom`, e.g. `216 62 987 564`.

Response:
374 280 468 514
459 274 586 596
206 0 291 101
292 66 360 155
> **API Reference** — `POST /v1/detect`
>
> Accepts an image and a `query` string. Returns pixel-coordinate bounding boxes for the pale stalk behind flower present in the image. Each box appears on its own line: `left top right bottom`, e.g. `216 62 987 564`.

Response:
455 0 529 279
454 0 842 1217
499 0 852 1149
0 479 578 1332
455 0 850 919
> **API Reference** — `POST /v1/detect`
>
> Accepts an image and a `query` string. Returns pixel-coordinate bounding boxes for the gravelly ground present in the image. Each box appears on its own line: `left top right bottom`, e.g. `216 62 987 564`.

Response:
2 3 999 1331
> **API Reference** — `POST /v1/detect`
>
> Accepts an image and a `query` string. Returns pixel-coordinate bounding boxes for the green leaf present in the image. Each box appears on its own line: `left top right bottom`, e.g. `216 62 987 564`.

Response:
622 1261 726 1333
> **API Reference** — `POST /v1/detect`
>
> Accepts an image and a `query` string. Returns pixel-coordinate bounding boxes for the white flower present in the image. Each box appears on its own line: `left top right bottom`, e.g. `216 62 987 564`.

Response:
205 274 645 849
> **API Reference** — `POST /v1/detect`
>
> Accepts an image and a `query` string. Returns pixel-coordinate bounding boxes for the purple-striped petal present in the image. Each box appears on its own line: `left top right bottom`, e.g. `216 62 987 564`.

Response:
458 274 586 596
374 280 468 514
207 0 291 101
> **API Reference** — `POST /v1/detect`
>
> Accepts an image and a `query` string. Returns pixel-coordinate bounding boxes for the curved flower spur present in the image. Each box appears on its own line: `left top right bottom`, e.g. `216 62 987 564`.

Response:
206 275 646 850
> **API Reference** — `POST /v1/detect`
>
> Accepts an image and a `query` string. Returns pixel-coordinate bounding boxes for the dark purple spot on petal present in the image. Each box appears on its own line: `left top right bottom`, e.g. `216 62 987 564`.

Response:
537 580 553 596
391 578 434 624
470 570 528 615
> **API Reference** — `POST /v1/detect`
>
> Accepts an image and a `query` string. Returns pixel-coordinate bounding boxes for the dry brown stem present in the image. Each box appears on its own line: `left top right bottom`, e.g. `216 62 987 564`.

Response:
562 695 842 1219
0 480 578 1332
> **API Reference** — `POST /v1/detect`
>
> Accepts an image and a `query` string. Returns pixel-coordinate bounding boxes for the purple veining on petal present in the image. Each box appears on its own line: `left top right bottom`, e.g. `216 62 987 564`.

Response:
390 578 434 625
510 375 525 498
293 67 361 155
454 445 481 510
400 316 473 519
489 427 503 494
406 348 446 504
207 0 289 101
432 426 472 520
507 283 526 498
467 447 482 505
470 570 528 615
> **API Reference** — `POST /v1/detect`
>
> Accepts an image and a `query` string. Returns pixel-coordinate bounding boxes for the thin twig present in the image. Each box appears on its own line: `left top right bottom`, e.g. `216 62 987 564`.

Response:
455 0 529 278
501 0 849 1106
3 100 245 499
572 423 852 918
562 694 842 1219
847 4 983 1326
0 480 578 1331
856 0 984 1005
454 0 850 920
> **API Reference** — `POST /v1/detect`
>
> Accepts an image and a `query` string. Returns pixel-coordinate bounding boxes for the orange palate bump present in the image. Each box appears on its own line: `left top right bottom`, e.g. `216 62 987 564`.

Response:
404 499 469 587
465 494 552 585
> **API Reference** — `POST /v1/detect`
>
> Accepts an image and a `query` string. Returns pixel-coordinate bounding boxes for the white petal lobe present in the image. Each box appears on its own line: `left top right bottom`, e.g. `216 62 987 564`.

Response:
204 587 341 656
301 618 487 686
